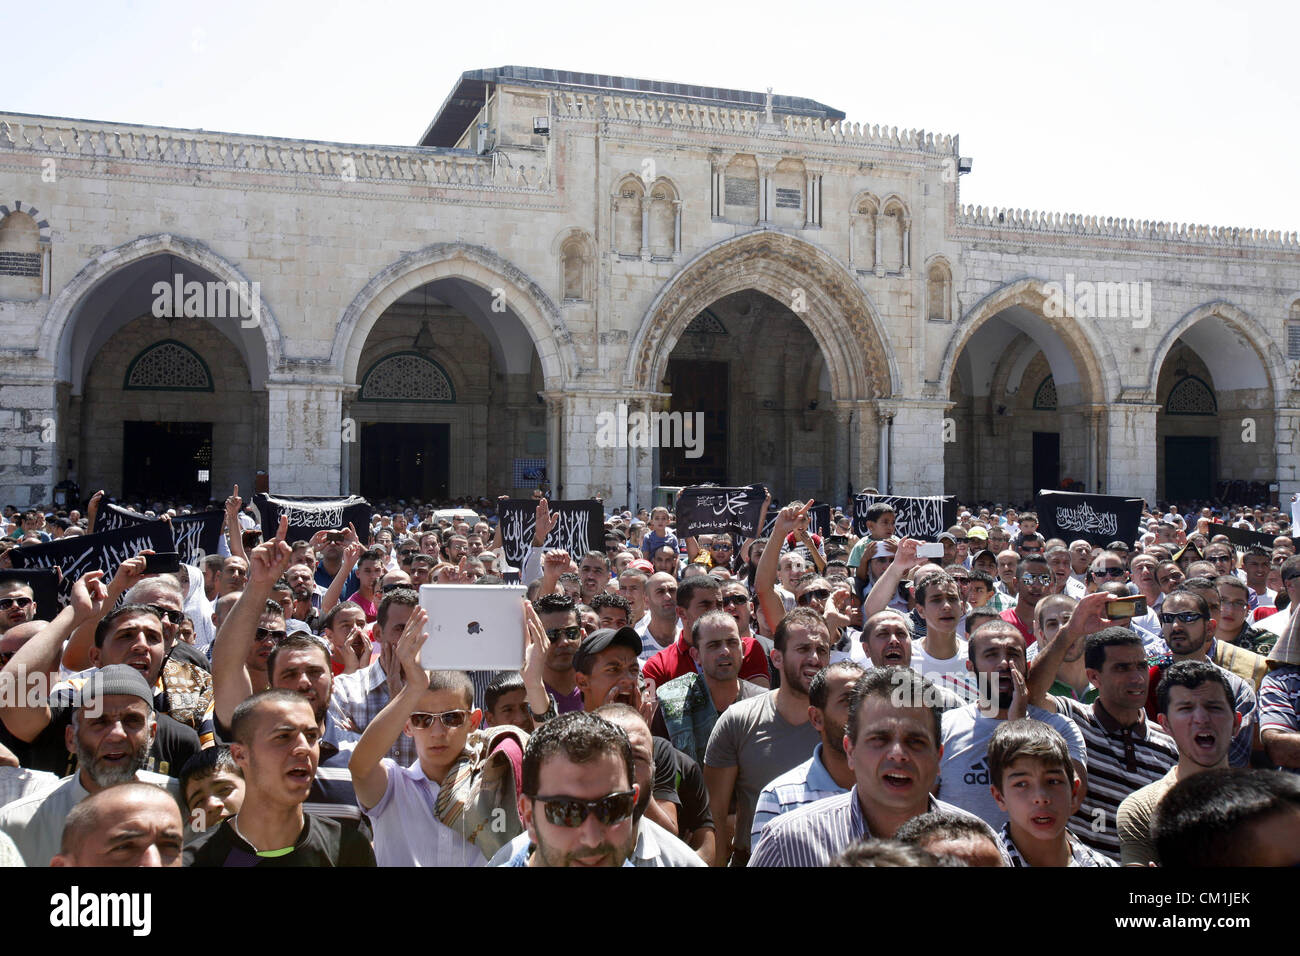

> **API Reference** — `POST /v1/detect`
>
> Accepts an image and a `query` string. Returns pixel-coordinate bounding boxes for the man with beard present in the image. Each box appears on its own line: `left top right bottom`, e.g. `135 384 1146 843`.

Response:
703 607 829 866
489 711 641 867
751 661 863 841
652 611 766 764
643 576 769 689
937 620 1086 829
0 665 177 867
1117 661 1240 865
749 667 977 867
1144 585 1256 768
1 578 201 777
185 690 375 867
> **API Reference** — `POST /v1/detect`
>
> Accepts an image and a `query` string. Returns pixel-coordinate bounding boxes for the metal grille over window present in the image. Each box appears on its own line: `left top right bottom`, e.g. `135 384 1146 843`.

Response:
684 310 727 335
359 352 455 402
123 340 214 391
1032 375 1057 411
1165 376 1217 415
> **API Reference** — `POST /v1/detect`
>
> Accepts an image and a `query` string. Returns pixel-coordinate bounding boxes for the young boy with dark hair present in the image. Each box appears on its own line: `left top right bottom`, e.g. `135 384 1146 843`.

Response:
180 746 245 833
987 719 1115 867
484 671 535 732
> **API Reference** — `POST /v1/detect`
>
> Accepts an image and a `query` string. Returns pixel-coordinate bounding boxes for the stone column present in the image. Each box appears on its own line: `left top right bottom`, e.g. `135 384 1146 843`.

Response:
1102 403 1159 505
640 195 650 261
901 218 912 276
831 404 852 505
873 219 884 278
0 376 58 507
1276 407 1300 500
673 200 682 256
881 399 949 495
265 377 344 495
757 157 777 225
710 154 725 220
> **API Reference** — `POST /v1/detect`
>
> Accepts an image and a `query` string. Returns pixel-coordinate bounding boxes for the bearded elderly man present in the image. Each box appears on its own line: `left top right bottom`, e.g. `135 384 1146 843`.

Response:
0 665 178 867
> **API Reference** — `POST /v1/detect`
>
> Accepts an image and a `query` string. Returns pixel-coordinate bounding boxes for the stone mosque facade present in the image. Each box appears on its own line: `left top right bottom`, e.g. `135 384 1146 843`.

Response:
1 66 1298 511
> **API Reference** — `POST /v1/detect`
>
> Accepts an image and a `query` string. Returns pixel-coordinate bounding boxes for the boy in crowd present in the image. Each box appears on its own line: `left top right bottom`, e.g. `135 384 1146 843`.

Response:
988 719 1115 867
180 746 245 833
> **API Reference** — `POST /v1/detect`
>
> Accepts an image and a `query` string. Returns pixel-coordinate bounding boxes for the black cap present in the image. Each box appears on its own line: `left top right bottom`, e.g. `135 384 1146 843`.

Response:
76 664 154 711
572 627 643 674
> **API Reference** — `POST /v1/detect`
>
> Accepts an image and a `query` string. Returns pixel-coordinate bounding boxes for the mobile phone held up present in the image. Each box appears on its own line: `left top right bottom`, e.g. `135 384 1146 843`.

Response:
143 552 181 574
1105 596 1147 619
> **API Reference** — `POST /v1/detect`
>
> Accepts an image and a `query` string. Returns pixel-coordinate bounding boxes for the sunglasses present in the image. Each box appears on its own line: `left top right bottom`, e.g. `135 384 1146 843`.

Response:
146 604 185 625
798 588 833 606
399 552 417 563
255 627 288 642
1159 611 1208 624
712 543 733 551
1021 573 1052 585
546 625 583 643
0 596 33 611
529 791 637 828
1091 568 1126 578
408 709 469 730
721 594 750 608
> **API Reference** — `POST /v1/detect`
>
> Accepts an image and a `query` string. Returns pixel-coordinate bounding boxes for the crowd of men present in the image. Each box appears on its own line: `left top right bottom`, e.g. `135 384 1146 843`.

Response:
1 487 1300 868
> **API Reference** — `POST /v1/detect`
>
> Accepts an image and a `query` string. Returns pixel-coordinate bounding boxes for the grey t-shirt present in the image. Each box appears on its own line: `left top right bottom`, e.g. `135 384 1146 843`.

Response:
937 703 1088 830
704 691 820 852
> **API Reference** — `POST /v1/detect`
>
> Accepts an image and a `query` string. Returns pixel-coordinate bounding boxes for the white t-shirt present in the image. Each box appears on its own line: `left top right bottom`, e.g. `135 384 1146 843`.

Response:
910 637 978 700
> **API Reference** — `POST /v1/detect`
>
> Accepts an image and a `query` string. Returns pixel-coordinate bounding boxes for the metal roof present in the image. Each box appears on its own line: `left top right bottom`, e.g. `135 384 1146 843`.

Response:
417 66 846 147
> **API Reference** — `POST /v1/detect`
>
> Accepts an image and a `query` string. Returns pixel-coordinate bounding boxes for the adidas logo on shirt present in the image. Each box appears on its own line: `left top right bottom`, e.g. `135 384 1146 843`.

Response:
963 760 989 786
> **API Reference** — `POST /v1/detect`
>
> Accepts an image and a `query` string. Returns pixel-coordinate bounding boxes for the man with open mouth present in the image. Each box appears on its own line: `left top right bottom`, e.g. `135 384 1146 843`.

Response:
185 689 375 867
1117 660 1239 866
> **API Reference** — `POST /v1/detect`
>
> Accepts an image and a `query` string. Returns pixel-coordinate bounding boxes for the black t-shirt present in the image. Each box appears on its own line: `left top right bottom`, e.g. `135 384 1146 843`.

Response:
651 736 681 809
184 812 376 867
672 747 714 836
21 705 200 778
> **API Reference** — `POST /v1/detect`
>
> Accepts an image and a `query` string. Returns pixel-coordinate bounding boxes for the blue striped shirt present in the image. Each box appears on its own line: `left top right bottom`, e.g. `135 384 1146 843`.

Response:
750 743 848 846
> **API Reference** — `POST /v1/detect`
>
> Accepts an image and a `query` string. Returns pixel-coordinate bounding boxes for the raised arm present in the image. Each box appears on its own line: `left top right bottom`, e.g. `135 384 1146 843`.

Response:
862 538 921 620
224 485 246 561
1027 591 1116 711
320 541 363 616
84 489 104 533
212 517 292 728
62 552 152 672
756 501 811 633
350 607 430 808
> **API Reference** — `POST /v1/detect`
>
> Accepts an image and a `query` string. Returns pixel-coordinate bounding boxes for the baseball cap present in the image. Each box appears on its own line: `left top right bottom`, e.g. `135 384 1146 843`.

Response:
76 664 154 711
572 627 642 674
629 559 654 573
967 527 988 541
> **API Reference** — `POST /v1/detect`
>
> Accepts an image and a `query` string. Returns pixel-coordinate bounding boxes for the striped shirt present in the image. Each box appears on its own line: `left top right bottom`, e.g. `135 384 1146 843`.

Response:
747 788 968 868
329 658 415 766
999 822 1117 867
1259 664 1300 772
1051 696 1178 861
750 743 849 846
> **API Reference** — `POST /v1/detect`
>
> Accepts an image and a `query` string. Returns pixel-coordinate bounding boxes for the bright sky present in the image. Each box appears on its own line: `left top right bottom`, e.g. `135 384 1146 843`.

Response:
7 0 1296 232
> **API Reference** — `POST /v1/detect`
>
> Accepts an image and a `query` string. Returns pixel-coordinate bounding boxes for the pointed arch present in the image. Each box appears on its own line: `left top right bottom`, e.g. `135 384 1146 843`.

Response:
1146 301 1287 407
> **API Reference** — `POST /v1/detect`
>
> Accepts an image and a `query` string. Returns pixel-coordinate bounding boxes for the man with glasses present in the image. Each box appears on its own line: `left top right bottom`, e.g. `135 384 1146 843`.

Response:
1259 555 1300 642
490 710 700 867
535 593 585 714
0 579 38 635
1215 575 1274 655
999 555 1053 648
1146 584 1257 767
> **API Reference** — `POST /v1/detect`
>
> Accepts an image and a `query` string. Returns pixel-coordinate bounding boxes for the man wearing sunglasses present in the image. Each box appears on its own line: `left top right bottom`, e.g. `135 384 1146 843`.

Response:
535 593 585 715
1144 584 1257 768
999 555 1052 648
0 580 38 635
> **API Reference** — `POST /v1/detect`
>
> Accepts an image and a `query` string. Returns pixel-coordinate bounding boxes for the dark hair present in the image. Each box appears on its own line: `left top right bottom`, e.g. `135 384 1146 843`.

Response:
1156 659 1234 716
772 607 830 653
965 609 1011 645
1016 554 1049 577
676 574 721 608
376 588 419 631
1280 554 1300 584
484 671 525 714
426 669 474 710
357 548 386 566
230 689 314 746
1214 574 1249 595
1083 626 1145 671
520 711 635 798
915 572 957 607
267 632 331 679
846 667 943 746
864 503 895 524
986 719 1074 790
590 593 631 619
321 600 366 631
93 603 163 649
1154 768 1300 867
533 592 576 616
809 661 866 711
580 551 611 571
894 810 1003 855
1167 586 1211 619
180 745 242 798
829 839 957 867
966 569 994 588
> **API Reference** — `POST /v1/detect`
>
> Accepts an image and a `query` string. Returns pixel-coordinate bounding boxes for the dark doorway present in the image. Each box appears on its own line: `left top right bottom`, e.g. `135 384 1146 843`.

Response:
123 421 213 502
360 423 450 501
1032 432 1061 497
1165 436 1216 502
661 359 728 485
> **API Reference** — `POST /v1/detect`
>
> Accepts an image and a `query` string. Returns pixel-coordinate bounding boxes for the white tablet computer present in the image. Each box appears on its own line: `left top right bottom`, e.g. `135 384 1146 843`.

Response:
418 583 527 671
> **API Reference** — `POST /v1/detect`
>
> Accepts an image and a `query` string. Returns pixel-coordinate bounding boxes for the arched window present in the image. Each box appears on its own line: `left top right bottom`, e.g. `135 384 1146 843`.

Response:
560 235 590 300
1165 375 1218 416
879 198 909 274
123 340 214 392
1032 375 1057 411
359 351 456 403
927 259 952 321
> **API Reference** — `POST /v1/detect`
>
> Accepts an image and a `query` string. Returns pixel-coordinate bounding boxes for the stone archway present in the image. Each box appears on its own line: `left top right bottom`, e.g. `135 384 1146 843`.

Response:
627 230 899 401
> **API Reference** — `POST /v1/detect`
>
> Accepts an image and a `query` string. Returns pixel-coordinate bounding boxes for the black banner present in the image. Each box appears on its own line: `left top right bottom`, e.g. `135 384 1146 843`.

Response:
496 499 604 569
252 494 373 543
1034 491 1144 548
0 568 61 621
761 503 832 540
675 485 769 540
1217 523 1276 553
96 503 223 566
852 495 957 540
9 520 174 605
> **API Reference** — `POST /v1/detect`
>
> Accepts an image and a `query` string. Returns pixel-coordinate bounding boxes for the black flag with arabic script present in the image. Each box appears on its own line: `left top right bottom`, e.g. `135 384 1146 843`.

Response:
252 493 374 543
851 494 957 540
8 520 174 606
496 499 604 570
95 502 224 566
1034 491 1144 548
675 485 769 539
